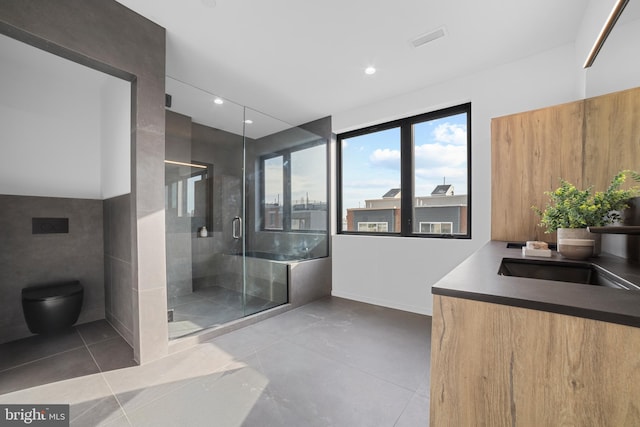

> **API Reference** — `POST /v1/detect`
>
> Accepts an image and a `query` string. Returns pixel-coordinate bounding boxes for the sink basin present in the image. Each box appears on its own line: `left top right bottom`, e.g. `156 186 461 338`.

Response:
498 258 640 290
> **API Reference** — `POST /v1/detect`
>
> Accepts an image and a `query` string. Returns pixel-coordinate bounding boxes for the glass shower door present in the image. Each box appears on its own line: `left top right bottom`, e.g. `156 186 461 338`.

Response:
164 77 326 340
164 77 250 339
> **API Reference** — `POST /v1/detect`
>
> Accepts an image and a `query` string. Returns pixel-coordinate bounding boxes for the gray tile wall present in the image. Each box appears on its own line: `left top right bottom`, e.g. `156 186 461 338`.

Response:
0 195 105 344
165 111 194 299
104 194 134 346
0 0 169 362
190 123 244 289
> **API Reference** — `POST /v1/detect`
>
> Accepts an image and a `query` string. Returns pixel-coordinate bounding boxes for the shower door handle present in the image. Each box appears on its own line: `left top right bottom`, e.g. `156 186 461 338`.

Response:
232 216 242 239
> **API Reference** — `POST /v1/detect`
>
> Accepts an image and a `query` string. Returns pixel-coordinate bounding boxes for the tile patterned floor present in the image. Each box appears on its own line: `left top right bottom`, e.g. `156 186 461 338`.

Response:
168 286 281 339
0 297 431 426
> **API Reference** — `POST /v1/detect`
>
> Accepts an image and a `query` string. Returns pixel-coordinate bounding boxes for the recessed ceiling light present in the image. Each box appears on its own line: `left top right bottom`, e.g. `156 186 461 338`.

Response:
214 97 224 105
244 119 253 124
365 66 376 75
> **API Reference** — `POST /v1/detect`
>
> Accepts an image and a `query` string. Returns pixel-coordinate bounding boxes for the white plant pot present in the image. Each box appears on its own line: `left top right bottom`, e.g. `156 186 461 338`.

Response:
557 228 601 257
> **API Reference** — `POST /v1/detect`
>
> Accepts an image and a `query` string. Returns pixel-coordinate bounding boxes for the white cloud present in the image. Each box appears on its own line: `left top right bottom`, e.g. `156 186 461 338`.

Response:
414 143 466 168
369 148 400 169
433 122 467 145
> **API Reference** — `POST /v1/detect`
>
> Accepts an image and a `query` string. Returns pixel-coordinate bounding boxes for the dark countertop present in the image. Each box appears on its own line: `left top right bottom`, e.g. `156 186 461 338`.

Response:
432 241 640 328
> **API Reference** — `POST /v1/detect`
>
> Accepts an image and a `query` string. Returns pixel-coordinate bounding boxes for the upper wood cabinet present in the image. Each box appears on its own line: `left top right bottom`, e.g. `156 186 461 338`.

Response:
491 87 640 243
491 101 584 242
584 89 640 191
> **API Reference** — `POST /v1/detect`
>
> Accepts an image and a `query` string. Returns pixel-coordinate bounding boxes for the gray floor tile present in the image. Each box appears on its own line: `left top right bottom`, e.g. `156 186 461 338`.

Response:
0 372 117 418
204 323 280 360
124 364 271 427
167 292 200 309
71 394 128 427
100 414 132 426
415 369 430 398
76 319 121 345
394 393 430 427
168 287 283 340
172 299 229 319
0 329 84 372
246 340 415 427
0 297 431 427
287 305 431 392
88 336 136 372
195 286 243 304
0 347 100 394
245 304 326 340
103 344 237 413
170 304 245 339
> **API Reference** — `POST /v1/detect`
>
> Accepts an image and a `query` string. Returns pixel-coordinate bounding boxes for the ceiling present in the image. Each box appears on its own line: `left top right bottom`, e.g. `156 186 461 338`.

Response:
114 1 633 128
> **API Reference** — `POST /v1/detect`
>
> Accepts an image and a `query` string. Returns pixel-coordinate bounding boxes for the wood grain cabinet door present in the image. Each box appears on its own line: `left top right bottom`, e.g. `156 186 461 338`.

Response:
491 101 584 242
584 87 640 192
430 295 640 427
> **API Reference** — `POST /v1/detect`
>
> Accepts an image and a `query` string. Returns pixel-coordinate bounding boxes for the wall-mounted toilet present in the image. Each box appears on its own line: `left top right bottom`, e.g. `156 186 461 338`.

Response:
22 280 83 334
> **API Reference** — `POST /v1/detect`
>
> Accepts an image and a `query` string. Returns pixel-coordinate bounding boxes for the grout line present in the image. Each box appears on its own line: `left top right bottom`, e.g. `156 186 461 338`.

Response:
280 317 429 396
77 328 103 374
78 325 134 426
0 331 87 374
391 390 422 427
99 372 134 426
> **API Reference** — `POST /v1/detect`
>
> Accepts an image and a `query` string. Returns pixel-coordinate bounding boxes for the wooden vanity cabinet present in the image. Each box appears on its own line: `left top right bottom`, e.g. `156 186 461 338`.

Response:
491 86 640 243
430 295 640 426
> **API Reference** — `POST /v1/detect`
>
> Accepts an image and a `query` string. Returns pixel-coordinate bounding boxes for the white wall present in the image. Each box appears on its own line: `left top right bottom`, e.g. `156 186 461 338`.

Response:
331 8 640 315
582 14 640 97
332 44 579 315
101 78 132 199
0 34 130 200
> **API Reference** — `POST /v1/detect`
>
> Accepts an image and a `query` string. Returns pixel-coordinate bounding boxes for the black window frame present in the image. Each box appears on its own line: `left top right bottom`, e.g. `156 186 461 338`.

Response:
337 102 471 239
259 139 328 233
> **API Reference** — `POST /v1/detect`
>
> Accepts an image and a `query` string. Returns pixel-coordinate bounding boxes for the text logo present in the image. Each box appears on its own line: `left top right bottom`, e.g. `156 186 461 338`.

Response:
1 405 69 426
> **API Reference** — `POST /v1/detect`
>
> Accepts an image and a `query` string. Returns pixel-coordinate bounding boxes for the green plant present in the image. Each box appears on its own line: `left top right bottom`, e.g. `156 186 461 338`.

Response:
533 170 639 233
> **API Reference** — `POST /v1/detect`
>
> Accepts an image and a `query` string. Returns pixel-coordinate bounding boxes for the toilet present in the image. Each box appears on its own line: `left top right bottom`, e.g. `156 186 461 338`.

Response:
22 280 84 334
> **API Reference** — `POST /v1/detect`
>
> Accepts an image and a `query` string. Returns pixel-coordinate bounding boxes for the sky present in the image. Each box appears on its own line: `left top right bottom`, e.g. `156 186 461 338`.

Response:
341 112 468 218
264 143 327 207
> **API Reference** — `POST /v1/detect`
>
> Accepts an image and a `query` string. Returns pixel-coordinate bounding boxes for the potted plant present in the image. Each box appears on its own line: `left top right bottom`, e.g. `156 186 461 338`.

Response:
533 170 639 256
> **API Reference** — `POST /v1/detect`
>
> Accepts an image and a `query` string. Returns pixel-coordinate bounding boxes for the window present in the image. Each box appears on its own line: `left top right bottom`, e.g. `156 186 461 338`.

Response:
419 222 453 234
261 140 327 232
263 156 284 230
357 222 389 232
337 103 471 238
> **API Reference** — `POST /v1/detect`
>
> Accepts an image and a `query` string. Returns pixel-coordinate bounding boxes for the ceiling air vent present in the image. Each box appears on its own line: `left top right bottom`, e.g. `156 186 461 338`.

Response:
410 27 446 48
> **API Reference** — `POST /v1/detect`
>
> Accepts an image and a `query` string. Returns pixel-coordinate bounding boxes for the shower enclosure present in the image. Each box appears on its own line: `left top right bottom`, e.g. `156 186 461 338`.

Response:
164 78 329 339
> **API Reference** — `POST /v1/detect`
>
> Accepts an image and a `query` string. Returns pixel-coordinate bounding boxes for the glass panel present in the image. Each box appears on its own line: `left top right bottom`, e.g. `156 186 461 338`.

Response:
263 155 283 230
291 143 327 231
412 112 468 235
340 127 401 232
165 77 250 339
164 77 329 340
248 107 329 260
